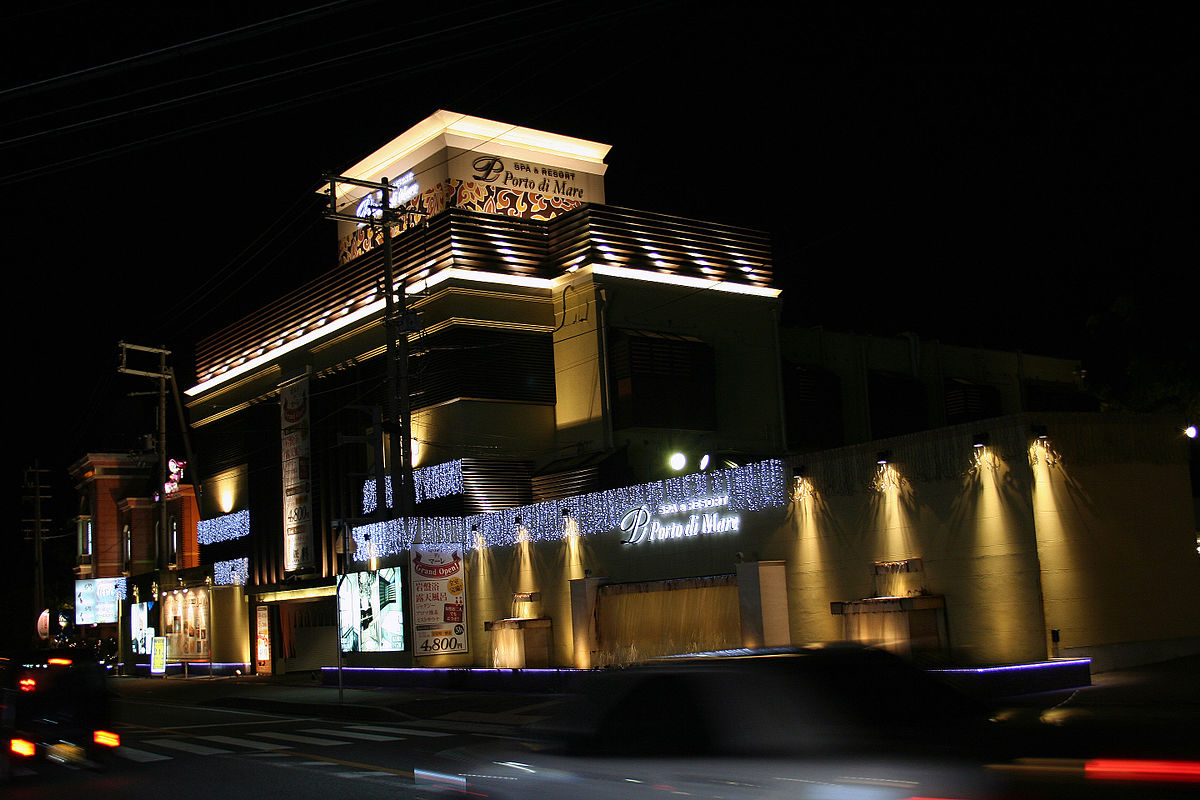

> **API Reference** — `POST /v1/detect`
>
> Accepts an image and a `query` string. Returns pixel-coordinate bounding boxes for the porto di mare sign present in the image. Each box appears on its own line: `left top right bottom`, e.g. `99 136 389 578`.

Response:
618 495 741 545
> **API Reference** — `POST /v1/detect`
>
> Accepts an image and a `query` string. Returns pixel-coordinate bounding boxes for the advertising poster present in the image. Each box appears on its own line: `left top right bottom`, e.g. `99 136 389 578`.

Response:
255 605 272 673
281 379 314 574
130 602 154 655
150 637 167 675
410 547 469 656
75 577 122 625
337 568 403 652
161 588 210 660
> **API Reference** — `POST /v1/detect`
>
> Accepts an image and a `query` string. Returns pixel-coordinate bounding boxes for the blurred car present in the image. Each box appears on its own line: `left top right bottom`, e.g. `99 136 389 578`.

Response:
415 644 1199 800
1 649 120 781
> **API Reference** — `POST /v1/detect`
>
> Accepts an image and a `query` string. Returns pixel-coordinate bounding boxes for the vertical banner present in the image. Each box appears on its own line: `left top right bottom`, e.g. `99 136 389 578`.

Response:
281 379 314 573
410 547 469 656
255 605 272 673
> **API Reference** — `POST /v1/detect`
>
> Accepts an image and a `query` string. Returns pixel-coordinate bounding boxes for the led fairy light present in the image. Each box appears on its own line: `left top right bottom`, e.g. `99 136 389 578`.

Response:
198 510 250 545
362 460 466 515
348 460 787 563
214 558 249 586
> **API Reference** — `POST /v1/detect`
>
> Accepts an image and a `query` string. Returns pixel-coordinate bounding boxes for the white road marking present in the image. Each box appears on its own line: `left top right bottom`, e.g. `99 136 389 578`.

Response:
301 728 400 741
347 725 451 737
200 735 293 750
251 731 351 746
146 738 233 756
113 745 174 763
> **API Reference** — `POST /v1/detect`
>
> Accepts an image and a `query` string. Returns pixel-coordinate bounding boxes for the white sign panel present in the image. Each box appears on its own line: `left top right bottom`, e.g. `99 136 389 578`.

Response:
75 578 122 625
281 379 314 573
410 547 468 656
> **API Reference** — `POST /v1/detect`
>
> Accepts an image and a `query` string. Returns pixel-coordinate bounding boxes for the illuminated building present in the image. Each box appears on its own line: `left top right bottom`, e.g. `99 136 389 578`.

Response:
183 112 1200 674
68 452 201 663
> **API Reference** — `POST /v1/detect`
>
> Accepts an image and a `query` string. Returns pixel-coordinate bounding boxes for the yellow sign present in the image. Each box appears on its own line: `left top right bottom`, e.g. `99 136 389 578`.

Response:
150 636 167 675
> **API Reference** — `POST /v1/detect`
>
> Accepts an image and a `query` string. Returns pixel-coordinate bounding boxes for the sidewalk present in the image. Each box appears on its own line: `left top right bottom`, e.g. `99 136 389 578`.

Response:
109 653 1199 726
110 669 569 727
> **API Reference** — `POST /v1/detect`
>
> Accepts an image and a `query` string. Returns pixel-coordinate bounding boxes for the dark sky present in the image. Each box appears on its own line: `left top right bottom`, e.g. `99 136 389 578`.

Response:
5 1 1196 508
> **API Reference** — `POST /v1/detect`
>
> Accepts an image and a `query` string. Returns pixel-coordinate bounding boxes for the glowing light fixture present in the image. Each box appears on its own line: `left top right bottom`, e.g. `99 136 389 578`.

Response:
973 432 989 448
669 452 687 471
876 450 892 465
699 454 711 470
1185 425 1197 439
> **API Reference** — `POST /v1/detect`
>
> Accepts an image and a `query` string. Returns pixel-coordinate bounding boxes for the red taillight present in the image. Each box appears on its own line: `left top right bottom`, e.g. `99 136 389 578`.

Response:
18 676 36 692
47 657 73 666
93 730 121 748
10 738 36 757
1085 759 1200 783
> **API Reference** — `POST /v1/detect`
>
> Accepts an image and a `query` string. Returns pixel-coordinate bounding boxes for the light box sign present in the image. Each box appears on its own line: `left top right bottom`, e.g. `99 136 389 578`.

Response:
75 578 123 625
150 637 167 675
411 547 468 656
338 568 404 652
161 588 210 660
618 494 741 545
130 602 154 655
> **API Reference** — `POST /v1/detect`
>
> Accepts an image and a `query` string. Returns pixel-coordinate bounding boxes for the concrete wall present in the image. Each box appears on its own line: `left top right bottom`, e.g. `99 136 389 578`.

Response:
426 413 1200 670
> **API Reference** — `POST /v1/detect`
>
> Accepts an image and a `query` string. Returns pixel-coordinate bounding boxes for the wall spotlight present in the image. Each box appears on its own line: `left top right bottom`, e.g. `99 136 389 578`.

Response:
876 450 892 465
973 432 989 448
1031 424 1048 440
669 452 687 471
1185 425 1197 440
699 454 711 470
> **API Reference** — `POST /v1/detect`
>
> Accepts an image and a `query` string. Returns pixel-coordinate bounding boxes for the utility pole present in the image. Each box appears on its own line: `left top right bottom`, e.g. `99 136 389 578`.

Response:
322 175 419 517
22 464 52 617
118 343 171 571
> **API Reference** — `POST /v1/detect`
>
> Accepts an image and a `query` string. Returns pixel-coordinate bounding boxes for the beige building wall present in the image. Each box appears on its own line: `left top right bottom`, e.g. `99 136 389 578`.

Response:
1029 415 1200 670
434 414 1199 670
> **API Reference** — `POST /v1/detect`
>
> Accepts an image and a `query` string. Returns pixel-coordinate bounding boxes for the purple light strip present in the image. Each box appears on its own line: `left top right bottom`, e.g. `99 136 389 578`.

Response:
934 658 1091 675
320 666 578 675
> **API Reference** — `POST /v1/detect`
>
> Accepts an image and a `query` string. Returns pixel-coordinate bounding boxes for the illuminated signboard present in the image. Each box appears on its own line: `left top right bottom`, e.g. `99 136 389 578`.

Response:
150 637 167 675
618 494 741 545
161 588 209 660
130 602 154 655
354 172 419 226
410 547 468 656
338 568 404 652
75 578 124 625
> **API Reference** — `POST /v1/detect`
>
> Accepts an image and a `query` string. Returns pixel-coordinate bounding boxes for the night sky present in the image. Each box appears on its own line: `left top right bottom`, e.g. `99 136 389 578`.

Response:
5 2 1195 617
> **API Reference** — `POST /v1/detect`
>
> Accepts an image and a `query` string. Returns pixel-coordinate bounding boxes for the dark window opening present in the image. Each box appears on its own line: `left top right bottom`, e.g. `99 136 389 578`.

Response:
608 329 716 431
869 371 927 439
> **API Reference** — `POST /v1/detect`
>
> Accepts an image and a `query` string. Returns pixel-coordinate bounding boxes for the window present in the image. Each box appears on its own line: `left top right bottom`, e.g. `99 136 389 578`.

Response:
608 329 716 431
77 516 93 557
944 378 1002 425
123 524 132 572
869 371 927 438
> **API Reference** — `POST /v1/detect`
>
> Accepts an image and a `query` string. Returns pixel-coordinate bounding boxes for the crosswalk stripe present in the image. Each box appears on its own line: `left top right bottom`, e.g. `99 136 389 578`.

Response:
347 725 451 737
252 732 351 746
200 735 293 751
146 738 233 756
301 728 400 742
114 746 174 763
